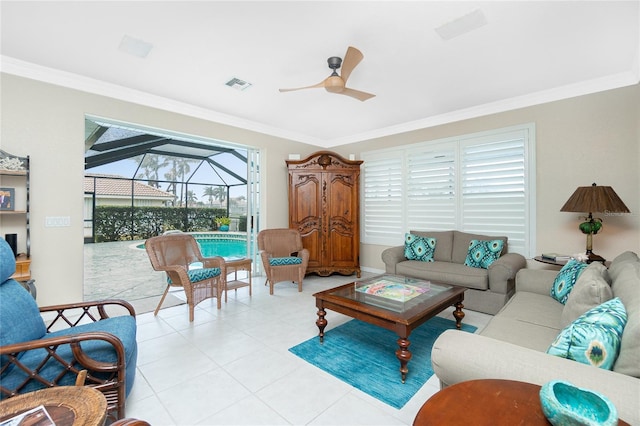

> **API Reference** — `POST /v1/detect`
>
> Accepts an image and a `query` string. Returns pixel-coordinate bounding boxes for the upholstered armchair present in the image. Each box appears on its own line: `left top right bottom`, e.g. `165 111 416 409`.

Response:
145 233 226 321
0 239 137 421
258 228 309 294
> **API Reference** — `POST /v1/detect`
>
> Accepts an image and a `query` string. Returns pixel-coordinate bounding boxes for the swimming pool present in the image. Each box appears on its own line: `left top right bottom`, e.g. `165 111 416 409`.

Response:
137 232 248 259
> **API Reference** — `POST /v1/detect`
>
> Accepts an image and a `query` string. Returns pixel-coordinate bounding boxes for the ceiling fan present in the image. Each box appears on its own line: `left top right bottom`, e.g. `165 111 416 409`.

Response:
279 46 375 102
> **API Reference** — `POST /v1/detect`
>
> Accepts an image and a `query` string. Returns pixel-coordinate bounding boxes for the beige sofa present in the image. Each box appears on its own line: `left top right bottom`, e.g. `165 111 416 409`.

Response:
431 251 640 425
381 230 526 314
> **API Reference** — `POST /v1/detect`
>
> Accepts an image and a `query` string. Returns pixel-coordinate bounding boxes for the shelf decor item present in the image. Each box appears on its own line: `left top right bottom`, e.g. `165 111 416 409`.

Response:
539 380 618 426
0 187 15 211
560 183 630 263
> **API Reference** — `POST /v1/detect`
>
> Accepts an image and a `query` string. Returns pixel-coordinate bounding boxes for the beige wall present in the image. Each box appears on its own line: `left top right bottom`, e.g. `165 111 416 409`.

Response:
342 85 640 272
1 73 638 305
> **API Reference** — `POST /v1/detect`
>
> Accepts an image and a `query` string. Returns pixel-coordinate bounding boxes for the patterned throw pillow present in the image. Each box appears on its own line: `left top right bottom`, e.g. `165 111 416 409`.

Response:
167 267 221 284
463 239 504 269
404 233 436 262
551 259 588 304
547 297 627 370
269 256 303 266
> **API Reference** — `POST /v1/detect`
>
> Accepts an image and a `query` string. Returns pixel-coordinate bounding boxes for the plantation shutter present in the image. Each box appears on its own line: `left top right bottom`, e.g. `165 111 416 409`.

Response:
362 153 404 245
361 124 534 256
460 132 528 254
406 144 457 231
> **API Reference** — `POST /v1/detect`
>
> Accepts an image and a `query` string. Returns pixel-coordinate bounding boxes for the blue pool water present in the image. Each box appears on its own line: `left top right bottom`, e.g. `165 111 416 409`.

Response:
137 233 247 259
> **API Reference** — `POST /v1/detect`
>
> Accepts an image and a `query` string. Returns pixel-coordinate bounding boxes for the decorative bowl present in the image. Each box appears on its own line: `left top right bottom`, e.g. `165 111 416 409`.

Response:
539 380 618 426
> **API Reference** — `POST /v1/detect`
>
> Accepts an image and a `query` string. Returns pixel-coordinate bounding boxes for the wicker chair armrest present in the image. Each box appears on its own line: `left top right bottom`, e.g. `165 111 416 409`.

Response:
39 299 135 331
201 256 227 276
0 331 126 398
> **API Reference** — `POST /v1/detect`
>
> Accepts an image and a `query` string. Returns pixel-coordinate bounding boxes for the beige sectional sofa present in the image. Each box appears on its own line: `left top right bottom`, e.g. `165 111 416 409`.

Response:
431 251 640 425
381 230 526 314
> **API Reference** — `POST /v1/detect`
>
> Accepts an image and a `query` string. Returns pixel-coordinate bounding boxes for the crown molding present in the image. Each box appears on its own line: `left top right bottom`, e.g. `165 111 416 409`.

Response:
2 56 638 149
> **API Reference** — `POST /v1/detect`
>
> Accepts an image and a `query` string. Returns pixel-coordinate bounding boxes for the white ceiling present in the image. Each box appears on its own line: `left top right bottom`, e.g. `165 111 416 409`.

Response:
1 1 639 147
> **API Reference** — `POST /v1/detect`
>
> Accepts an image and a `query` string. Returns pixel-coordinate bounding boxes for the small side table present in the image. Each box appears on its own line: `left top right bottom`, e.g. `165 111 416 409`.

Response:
412 379 629 426
225 257 252 302
0 386 107 426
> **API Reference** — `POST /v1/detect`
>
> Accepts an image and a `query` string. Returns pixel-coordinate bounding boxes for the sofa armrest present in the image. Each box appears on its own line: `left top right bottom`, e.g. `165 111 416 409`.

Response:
515 268 558 295
431 330 640 425
487 253 526 294
381 246 405 274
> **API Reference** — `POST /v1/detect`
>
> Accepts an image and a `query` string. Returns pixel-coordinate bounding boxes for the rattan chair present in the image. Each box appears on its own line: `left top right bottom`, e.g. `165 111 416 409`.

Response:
258 228 309 295
0 239 137 421
145 233 226 322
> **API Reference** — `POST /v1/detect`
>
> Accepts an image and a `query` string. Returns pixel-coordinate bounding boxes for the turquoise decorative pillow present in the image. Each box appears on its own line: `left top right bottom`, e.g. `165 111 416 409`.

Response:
168 267 221 284
547 297 627 370
551 259 588 304
404 233 436 262
269 256 302 266
463 239 504 269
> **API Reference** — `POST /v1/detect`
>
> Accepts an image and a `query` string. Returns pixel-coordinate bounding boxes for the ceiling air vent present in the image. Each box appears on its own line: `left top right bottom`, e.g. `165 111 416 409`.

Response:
225 78 252 91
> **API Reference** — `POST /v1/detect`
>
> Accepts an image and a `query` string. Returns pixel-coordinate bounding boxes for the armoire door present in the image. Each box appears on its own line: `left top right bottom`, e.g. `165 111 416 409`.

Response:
288 170 322 270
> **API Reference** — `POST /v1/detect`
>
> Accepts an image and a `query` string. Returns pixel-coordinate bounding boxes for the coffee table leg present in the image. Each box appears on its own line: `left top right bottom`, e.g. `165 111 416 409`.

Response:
453 301 465 329
395 337 412 383
316 307 327 343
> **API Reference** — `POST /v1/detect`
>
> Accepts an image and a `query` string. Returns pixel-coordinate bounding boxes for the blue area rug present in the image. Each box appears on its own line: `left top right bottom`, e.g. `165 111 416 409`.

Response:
289 316 476 409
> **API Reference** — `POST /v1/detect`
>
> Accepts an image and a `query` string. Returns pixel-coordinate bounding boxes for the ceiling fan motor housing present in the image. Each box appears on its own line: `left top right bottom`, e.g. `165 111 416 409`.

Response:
327 56 342 70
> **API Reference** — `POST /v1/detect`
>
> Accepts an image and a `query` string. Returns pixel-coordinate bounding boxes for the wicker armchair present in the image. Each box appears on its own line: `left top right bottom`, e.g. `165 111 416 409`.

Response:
0 239 137 421
258 228 309 294
145 233 226 321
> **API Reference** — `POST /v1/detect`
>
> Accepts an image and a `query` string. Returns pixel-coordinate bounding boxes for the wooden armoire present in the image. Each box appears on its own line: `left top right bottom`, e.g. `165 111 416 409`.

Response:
286 151 362 277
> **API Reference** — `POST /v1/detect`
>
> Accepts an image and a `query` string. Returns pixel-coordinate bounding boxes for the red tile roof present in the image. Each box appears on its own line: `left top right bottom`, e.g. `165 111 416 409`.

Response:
84 174 174 199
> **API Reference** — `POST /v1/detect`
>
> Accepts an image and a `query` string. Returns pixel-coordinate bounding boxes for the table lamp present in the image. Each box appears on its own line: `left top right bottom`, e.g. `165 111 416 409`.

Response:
560 183 630 263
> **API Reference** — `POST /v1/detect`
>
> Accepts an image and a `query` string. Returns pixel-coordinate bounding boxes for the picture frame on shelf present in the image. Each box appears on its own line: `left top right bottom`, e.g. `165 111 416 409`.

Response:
0 187 15 211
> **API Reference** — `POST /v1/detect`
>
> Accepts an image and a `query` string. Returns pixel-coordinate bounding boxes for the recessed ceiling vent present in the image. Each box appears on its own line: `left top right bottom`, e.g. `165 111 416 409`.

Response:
225 78 252 91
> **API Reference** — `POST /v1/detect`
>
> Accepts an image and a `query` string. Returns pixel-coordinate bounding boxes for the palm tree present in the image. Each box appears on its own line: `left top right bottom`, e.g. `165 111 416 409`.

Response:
186 190 198 206
212 186 227 204
203 186 216 206
133 154 167 188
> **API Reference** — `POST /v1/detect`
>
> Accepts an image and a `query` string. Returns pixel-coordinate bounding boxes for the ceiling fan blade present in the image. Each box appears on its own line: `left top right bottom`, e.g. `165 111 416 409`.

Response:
340 46 364 83
279 80 325 92
340 87 376 102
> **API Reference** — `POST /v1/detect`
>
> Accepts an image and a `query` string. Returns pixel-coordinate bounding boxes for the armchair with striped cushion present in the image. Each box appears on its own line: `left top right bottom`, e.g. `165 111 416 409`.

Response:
145 233 226 321
258 229 309 295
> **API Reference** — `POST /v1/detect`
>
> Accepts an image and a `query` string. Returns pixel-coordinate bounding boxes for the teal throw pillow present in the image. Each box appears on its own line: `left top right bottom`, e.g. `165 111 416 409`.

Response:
404 233 436 262
269 256 302 266
463 239 504 269
167 267 221 284
547 297 627 370
551 259 588 304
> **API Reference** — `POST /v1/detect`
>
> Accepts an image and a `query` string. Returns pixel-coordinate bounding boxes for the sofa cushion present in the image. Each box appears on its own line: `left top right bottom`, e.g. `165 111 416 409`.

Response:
411 230 453 262
551 259 588 304
451 231 507 264
609 257 640 377
404 233 436 262
395 260 489 290
561 262 613 327
464 239 504 269
547 298 627 370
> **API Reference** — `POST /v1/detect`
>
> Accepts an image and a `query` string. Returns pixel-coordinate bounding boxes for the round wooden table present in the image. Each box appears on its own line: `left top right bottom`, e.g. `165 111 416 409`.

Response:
0 386 107 426
413 379 630 426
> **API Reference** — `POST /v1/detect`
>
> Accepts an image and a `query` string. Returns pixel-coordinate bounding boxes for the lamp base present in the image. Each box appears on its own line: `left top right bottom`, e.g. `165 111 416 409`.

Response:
586 252 606 264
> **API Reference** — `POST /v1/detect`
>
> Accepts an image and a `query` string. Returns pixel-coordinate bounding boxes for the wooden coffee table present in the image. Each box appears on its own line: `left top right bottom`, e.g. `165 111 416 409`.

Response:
313 274 465 383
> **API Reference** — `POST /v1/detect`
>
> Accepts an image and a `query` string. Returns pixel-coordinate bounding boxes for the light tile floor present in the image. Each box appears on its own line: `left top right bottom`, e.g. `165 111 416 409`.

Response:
123 272 492 425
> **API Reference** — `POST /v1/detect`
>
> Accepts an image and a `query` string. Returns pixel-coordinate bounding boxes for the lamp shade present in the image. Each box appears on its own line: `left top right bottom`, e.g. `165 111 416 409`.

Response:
560 183 630 214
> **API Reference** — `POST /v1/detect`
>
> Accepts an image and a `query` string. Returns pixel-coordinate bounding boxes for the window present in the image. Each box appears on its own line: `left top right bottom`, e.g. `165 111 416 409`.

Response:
361 124 536 257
